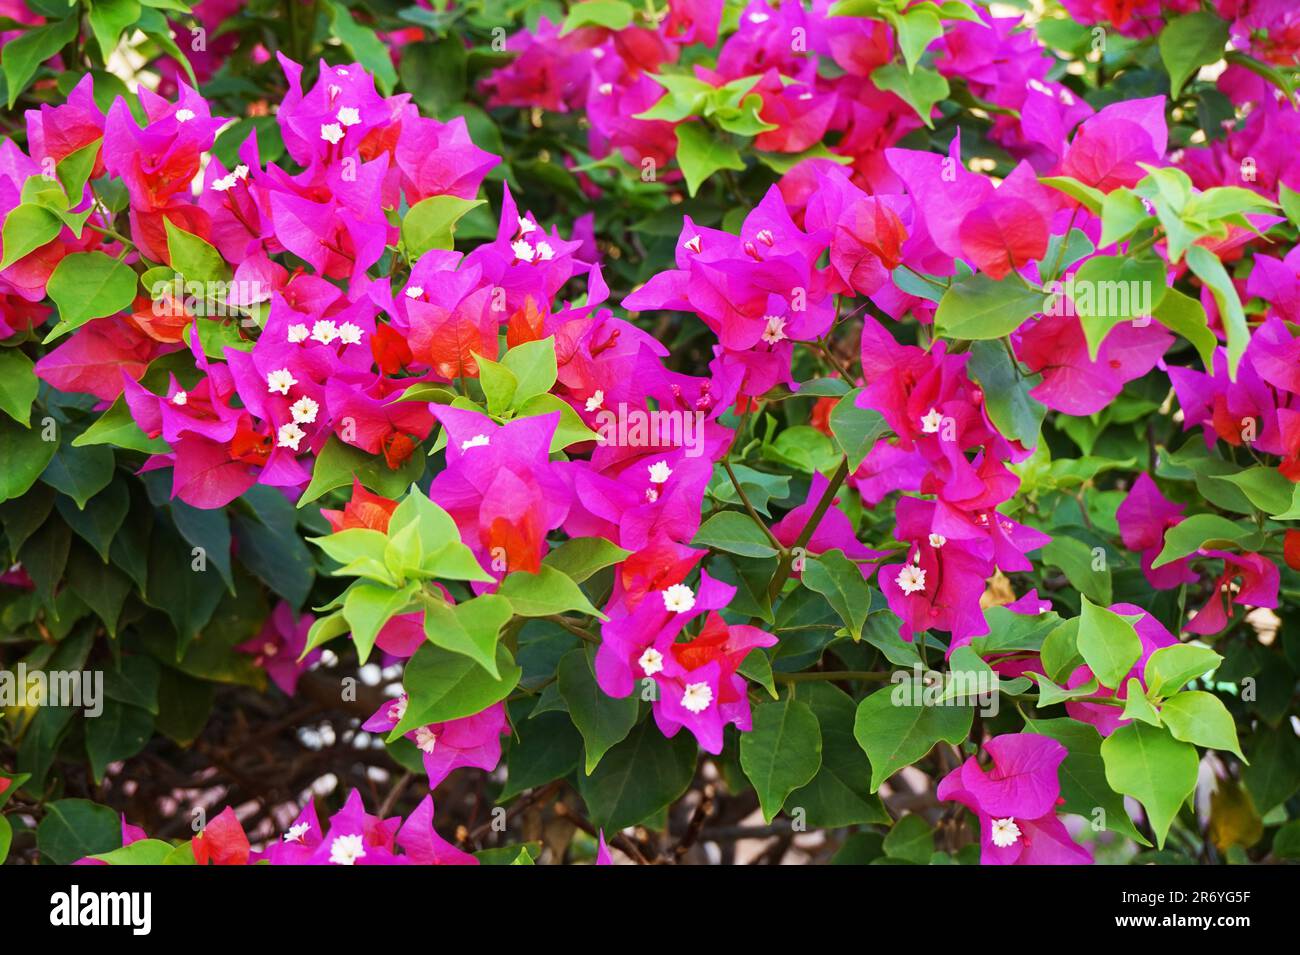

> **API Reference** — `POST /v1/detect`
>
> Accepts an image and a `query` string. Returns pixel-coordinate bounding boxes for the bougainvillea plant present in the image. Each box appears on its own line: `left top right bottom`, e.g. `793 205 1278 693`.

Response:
0 0 1298 869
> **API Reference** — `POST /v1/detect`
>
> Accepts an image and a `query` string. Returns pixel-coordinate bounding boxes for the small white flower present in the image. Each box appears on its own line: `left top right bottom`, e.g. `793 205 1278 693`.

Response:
585 390 604 413
320 122 345 144
175 108 196 122
920 408 944 434
405 285 424 299
761 315 787 345
648 460 673 484
337 322 363 345
386 697 408 723
172 390 188 406
266 368 297 395
535 240 555 261
895 564 927 595
460 434 491 452
284 822 310 843
681 682 713 714
755 228 774 246
638 647 664 676
662 583 695 614
684 235 703 254
311 319 339 345
512 240 536 262
233 164 249 180
749 12 770 23
277 422 306 451
598 82 614 95
990 817 1021 848
337 106 361 127
415 725 438 754
337 68 349 77
518 216 536 235
262 642 279 657
288 323 309 343
211 173 238 192
928 533 947 548
329 833 366 865
290 396 319 424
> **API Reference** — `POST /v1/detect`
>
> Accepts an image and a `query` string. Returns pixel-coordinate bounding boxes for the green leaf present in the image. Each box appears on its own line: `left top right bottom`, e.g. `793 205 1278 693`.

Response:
91 839 175 865
1152 287 1217 370
542 537 631 583
828 389 890 469
561 0 633 34
869 63 949 128
401 195 484 260
740 697 823 822
1243 728 1300 814
1184 244 1248 377
1039 175 1106 215
422 592 513 676
1160 690 1245 760
36 798 121 864
39 443 115 509
392 643 522 736
691 510 778 558
1212 466 1294 516
165 218 229 284
88 0 142 61
967 340 1046 448
674 122 744 197
56 139 101 205
1076 595 1141 689
0 415 58 503
889 7 942 73
501 336 558 406
343 580 418 663
0 815 9 864
577 717 698 831
1042 536 1111 605
326 0 397 93
1159 11 1229 96
1101 722 1199 849
44 251 138 341
497 564 605 618
297 435 425 506
0 203 62 271
853 687 973 791
2 16 79 108
85 699 154 783
787 683 889 827
558 648 639 774
1144 644 1222 698
801 548 872 640
1121 677 1163 727
1025 717 1151 845
0 347 38 426
73 394 169 454
1068 254 1169 360
882 813 933 864
934 272 1045 340
475 353 518 415
1151 513 1262 567
1099 188 1152 246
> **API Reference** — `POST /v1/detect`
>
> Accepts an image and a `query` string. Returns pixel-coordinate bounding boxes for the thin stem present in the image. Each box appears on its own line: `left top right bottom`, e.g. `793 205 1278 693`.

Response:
766 456 851 602
722 460 782 549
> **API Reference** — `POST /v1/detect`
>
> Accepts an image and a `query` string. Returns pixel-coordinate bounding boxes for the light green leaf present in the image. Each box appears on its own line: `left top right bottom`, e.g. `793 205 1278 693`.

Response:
1101 722 1199 849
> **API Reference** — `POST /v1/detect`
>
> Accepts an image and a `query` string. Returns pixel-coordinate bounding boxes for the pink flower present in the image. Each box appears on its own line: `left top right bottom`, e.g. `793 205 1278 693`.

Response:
938 733 1092 864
